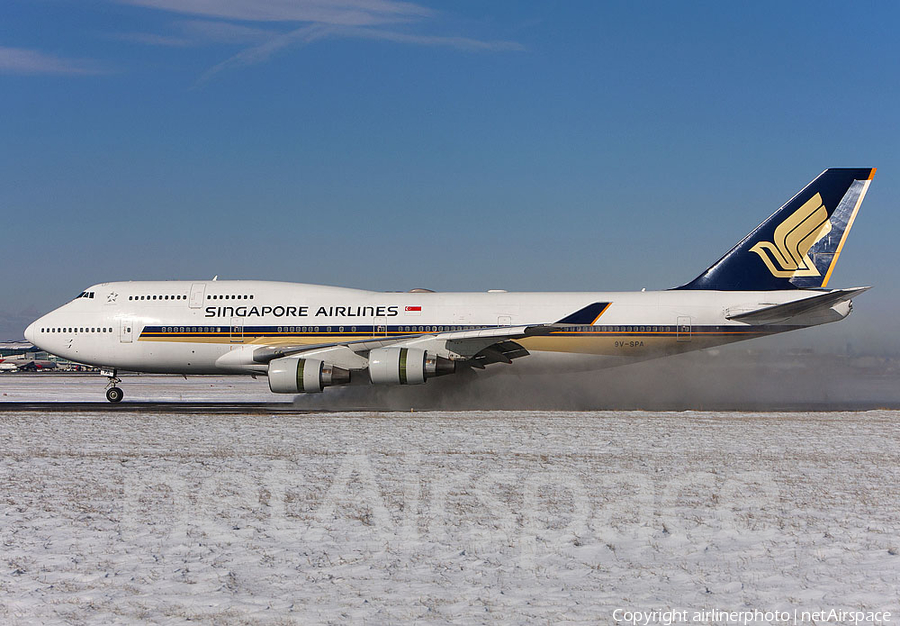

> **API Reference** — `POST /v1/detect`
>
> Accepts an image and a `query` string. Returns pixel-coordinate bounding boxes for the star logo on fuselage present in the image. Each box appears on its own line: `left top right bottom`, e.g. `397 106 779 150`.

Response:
107 292 118 303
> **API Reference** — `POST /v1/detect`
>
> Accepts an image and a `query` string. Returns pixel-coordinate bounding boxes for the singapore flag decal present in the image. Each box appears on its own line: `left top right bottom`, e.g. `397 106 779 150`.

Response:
405 305 422 316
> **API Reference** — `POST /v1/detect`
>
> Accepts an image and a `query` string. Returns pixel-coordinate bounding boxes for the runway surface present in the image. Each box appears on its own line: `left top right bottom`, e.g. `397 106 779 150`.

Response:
3 360 900 411
0 402 309 414
0 375 402 413
0 373 277 404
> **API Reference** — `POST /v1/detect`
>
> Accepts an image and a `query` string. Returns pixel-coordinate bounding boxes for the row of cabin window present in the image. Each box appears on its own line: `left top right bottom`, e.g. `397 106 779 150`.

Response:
163 327 220 333
129 295 185 301
562 326 679 332
155 326 464 334
264 325 678 333
265 325 658 333
38 325 681 336
398 326 464 333
42 327 112 333
126 294 255 302
267 326 680 334
605 326 677 332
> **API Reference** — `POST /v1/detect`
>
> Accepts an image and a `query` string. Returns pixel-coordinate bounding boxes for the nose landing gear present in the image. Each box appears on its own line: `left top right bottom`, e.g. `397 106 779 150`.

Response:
100 368 124 403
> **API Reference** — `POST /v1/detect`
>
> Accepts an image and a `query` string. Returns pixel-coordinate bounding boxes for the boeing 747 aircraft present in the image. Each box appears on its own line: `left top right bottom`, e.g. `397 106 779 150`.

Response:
26 168 875 402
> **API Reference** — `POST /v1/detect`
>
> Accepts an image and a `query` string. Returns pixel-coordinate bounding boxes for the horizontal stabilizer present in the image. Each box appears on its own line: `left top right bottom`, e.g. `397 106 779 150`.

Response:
726 287 870 325
555 302 611 325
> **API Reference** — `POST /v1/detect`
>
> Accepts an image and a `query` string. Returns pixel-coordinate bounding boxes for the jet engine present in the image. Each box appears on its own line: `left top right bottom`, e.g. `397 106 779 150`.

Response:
268 356 351 393
368 347 455 385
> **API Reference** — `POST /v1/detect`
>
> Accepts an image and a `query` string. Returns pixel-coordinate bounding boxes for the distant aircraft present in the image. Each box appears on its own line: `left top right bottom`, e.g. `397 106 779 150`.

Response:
25 168 874 402
0 355 58 372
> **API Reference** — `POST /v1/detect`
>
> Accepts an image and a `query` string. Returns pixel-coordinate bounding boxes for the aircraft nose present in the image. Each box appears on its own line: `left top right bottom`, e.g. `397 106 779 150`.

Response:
24 321 36 343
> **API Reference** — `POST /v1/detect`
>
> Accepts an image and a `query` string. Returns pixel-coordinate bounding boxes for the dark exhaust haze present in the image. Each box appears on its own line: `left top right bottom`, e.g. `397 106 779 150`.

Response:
293 347 900 412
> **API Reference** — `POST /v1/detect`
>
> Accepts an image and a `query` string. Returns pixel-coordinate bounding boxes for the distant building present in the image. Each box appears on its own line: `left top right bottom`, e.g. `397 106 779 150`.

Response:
0 341 38 357
0 340 96 372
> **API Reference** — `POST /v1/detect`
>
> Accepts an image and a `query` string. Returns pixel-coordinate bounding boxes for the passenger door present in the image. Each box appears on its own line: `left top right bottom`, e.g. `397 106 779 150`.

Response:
119 319 133 343
229 317 244 343
189 283 206 309
676 316 691 342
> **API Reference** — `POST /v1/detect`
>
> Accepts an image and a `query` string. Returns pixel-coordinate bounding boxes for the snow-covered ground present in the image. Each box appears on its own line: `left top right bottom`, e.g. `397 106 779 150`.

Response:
1 395 897 623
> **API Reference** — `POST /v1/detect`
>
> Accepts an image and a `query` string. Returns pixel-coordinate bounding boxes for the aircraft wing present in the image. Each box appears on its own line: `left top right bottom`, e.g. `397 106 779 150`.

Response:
225 301 610 372
246 324 550 369
725 287 870 325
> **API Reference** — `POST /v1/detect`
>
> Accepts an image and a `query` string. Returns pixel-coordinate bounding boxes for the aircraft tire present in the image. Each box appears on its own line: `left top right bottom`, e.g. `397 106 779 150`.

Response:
106 387 124 403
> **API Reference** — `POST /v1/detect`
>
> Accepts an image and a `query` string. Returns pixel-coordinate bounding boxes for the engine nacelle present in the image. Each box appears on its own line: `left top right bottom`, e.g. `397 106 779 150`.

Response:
268 356 351 394
368 347 455 385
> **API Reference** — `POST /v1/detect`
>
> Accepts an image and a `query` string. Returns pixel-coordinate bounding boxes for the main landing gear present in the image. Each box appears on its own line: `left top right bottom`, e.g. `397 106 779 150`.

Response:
101 368 124 403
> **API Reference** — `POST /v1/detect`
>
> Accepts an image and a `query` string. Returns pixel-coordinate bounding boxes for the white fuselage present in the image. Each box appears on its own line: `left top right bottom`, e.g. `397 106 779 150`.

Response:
24 280 848 375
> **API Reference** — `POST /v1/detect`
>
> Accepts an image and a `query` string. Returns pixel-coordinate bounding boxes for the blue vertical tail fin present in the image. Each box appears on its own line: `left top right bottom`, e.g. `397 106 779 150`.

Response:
677 168 875 291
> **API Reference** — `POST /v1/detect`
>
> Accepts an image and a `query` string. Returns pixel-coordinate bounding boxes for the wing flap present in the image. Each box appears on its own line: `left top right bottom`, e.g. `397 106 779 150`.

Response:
471 341 530 367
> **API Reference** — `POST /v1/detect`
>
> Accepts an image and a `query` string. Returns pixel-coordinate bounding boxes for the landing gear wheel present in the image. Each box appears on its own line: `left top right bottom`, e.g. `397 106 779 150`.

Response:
101 368 122 402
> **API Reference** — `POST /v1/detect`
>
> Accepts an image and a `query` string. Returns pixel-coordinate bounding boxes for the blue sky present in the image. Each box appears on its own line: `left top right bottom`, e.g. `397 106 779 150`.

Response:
2 1 898 350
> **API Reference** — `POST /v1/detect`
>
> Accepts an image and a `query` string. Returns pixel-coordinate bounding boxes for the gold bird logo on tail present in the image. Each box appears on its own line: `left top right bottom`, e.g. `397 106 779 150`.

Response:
750 193 832 278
